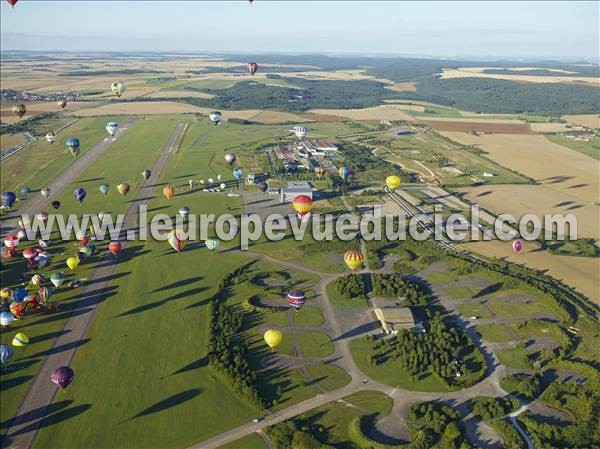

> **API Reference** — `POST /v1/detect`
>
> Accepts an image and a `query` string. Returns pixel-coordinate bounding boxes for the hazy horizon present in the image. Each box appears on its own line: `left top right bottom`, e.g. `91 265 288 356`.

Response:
1 1 598 61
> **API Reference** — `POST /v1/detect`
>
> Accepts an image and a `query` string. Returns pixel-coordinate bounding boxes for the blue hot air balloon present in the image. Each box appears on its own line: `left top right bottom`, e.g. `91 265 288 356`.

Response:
66 138 80 158
0 344 14 365
19 186 31 197
74 188 86 204
1 191 17 209
233 168 243 180
338 166 350 181
13 288 28 303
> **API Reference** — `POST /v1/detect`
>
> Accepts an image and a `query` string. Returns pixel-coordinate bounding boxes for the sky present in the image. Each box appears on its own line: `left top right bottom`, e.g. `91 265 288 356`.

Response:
1 1 598 60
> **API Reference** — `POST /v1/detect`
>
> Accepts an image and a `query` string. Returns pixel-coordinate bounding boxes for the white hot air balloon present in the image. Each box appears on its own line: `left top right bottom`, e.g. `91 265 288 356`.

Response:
208 178 214 185
293 126 307 140
209 111 222 125
106 122 119 136
217 174 222 181
45 132 55 144
220 183 226 190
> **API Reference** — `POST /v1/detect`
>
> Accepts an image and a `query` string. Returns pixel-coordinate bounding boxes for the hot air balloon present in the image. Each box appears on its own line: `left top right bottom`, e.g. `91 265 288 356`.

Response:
247 62 258 76
79 246 93 259
36 211 48 222
167 229 185 254
287 290 306 311
9 302 26 318
209 111 222 125
106 122 119 136
1 288 12 301
74 188 86 204
45 132 55 144
51 366 74 389
1 191 16 209
34 252 49 269
315 166 325 178
259 181 269 192
343 249 364 271
12 332 29 347
142 169 151 180
51 200 61 210
108 241 122 257
385 175 401 190
99 183 110 196
66 256 80 270
38 287 53 302
57 100 67 109
264 329 282 351
12 104 26 119
117 183 130 196
205 238 219 251
293 126 307 140
178 206 190 218
0 312 15 327
31 274 45 286
66 137 80 158
111 81 125 97
208 178 214 185
4 234 20 252
292 194 313 219
220 183 226 190
339 166 350 181
41 187 51 198
233 168 243 180
50 272 66 288
217 174 222 181
22 247 37 261
224 153 236 165
7 0 19 8
0 345 14 364
163 185 175 200
16 229 26 240
13 289 28 303
19 186 30 197
512 239 524 253
18 216 31 229
98 211 106 221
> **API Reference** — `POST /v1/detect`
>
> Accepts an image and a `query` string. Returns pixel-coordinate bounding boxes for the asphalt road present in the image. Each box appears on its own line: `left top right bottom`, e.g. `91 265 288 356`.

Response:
1 122 187 449
1 116 139 237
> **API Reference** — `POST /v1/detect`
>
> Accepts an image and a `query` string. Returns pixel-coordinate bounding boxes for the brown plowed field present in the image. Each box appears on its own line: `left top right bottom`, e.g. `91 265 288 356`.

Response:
421 120 534 134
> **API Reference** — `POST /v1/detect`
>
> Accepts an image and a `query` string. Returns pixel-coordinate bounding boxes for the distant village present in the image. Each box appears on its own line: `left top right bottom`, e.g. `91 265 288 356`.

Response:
0 89 76 103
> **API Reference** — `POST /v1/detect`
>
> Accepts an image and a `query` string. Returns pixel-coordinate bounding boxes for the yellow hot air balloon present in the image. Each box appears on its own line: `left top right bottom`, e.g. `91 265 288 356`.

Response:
385 175 401 190
264 329 283 351
117 183 130 196
66 256 80 270
12 332 29 347
343 249 364 271
163 184 175 200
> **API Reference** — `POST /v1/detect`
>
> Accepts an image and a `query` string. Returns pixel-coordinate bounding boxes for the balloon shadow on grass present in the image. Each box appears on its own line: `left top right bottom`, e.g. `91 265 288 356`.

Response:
29 330 71 345
9 404 92 437
151 276 202 293
123 389 201 422
0 375 33 391
23 339 90 359
1 400 73 430
161 356 208 379
113 287 208 318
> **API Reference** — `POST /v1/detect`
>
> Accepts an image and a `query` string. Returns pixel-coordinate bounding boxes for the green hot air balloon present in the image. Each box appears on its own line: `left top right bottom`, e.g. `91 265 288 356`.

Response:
205 238 219 251
50 272 66 288
99 184 110 196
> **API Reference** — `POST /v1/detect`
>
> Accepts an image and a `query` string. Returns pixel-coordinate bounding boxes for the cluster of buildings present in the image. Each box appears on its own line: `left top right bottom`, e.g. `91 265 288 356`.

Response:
0 89 76 103
563 132 597 142
272 139 338 173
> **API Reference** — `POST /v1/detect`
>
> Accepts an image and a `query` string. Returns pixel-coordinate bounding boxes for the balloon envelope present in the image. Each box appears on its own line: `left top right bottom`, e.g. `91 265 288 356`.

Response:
51 366 74 389
66 256 80 270
344 249 364 271
0 345 14 364
0 312 15 327
167 229 185 253
99 184 110 195
108 241 122 256
116 183 130 196
209 111 222 125
264 329 283 350
45 132 55 143
142 169 151 180
41 188 51 198
233 168 243 180
12 332 29 347
111 81 125 97
385 175 401 190
512 240 524 253
292 195 313 218
224 153 236 164
50 272 66 288
51 200 61 210
106 122 119 136
205 238 219 250
1 191 17 208
74 188 86 203
163 185 175 200
247 62 258 75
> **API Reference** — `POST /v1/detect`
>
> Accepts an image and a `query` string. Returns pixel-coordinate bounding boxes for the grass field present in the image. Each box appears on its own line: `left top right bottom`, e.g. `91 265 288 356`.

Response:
0 132 25 151
477 323 515 342
545 134 600 160
496 346 533 370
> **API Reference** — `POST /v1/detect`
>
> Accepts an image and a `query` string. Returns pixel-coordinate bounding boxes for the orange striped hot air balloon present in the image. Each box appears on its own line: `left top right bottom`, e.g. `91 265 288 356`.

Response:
343 249 364 271
163 184 175 200
292 194 313 219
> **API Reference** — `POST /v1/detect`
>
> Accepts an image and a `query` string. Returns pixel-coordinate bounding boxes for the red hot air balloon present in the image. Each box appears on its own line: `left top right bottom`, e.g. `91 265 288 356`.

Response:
108 242 122 257
7 0 19 7
79 236 90 247
22 247 37 261
287 290 307 311
51 366 74 389
247 62 258 76
57 100 67 109
512 239 524 253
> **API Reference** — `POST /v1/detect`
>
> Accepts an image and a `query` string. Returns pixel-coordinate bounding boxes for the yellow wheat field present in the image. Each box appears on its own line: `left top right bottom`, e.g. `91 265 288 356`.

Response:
563 114 600 129
439 68 600 86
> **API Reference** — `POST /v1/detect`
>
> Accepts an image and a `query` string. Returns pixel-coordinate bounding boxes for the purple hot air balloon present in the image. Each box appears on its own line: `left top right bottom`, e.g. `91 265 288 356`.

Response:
512 239 524 253
1 191 17 209
51 366 74 389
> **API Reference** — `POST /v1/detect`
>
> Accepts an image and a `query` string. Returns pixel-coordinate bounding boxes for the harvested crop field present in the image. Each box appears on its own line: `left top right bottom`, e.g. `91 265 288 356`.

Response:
307 105 414 121
528 122 584 133
421 120 533 134
460 240 599 303
454 184 599 239
439 68 600 86
143 90 215 99
385 82 417 92
443 132 600 204
244 110 312 124
563 114 600 129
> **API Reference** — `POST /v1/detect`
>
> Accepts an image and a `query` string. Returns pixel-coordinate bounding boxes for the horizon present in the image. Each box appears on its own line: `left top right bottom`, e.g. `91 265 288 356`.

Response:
1 1 598 60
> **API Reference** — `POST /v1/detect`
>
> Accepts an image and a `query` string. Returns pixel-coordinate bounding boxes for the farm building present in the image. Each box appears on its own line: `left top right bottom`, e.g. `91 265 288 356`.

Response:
388 128 415 136
280 181 314 203
371 297 415 335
